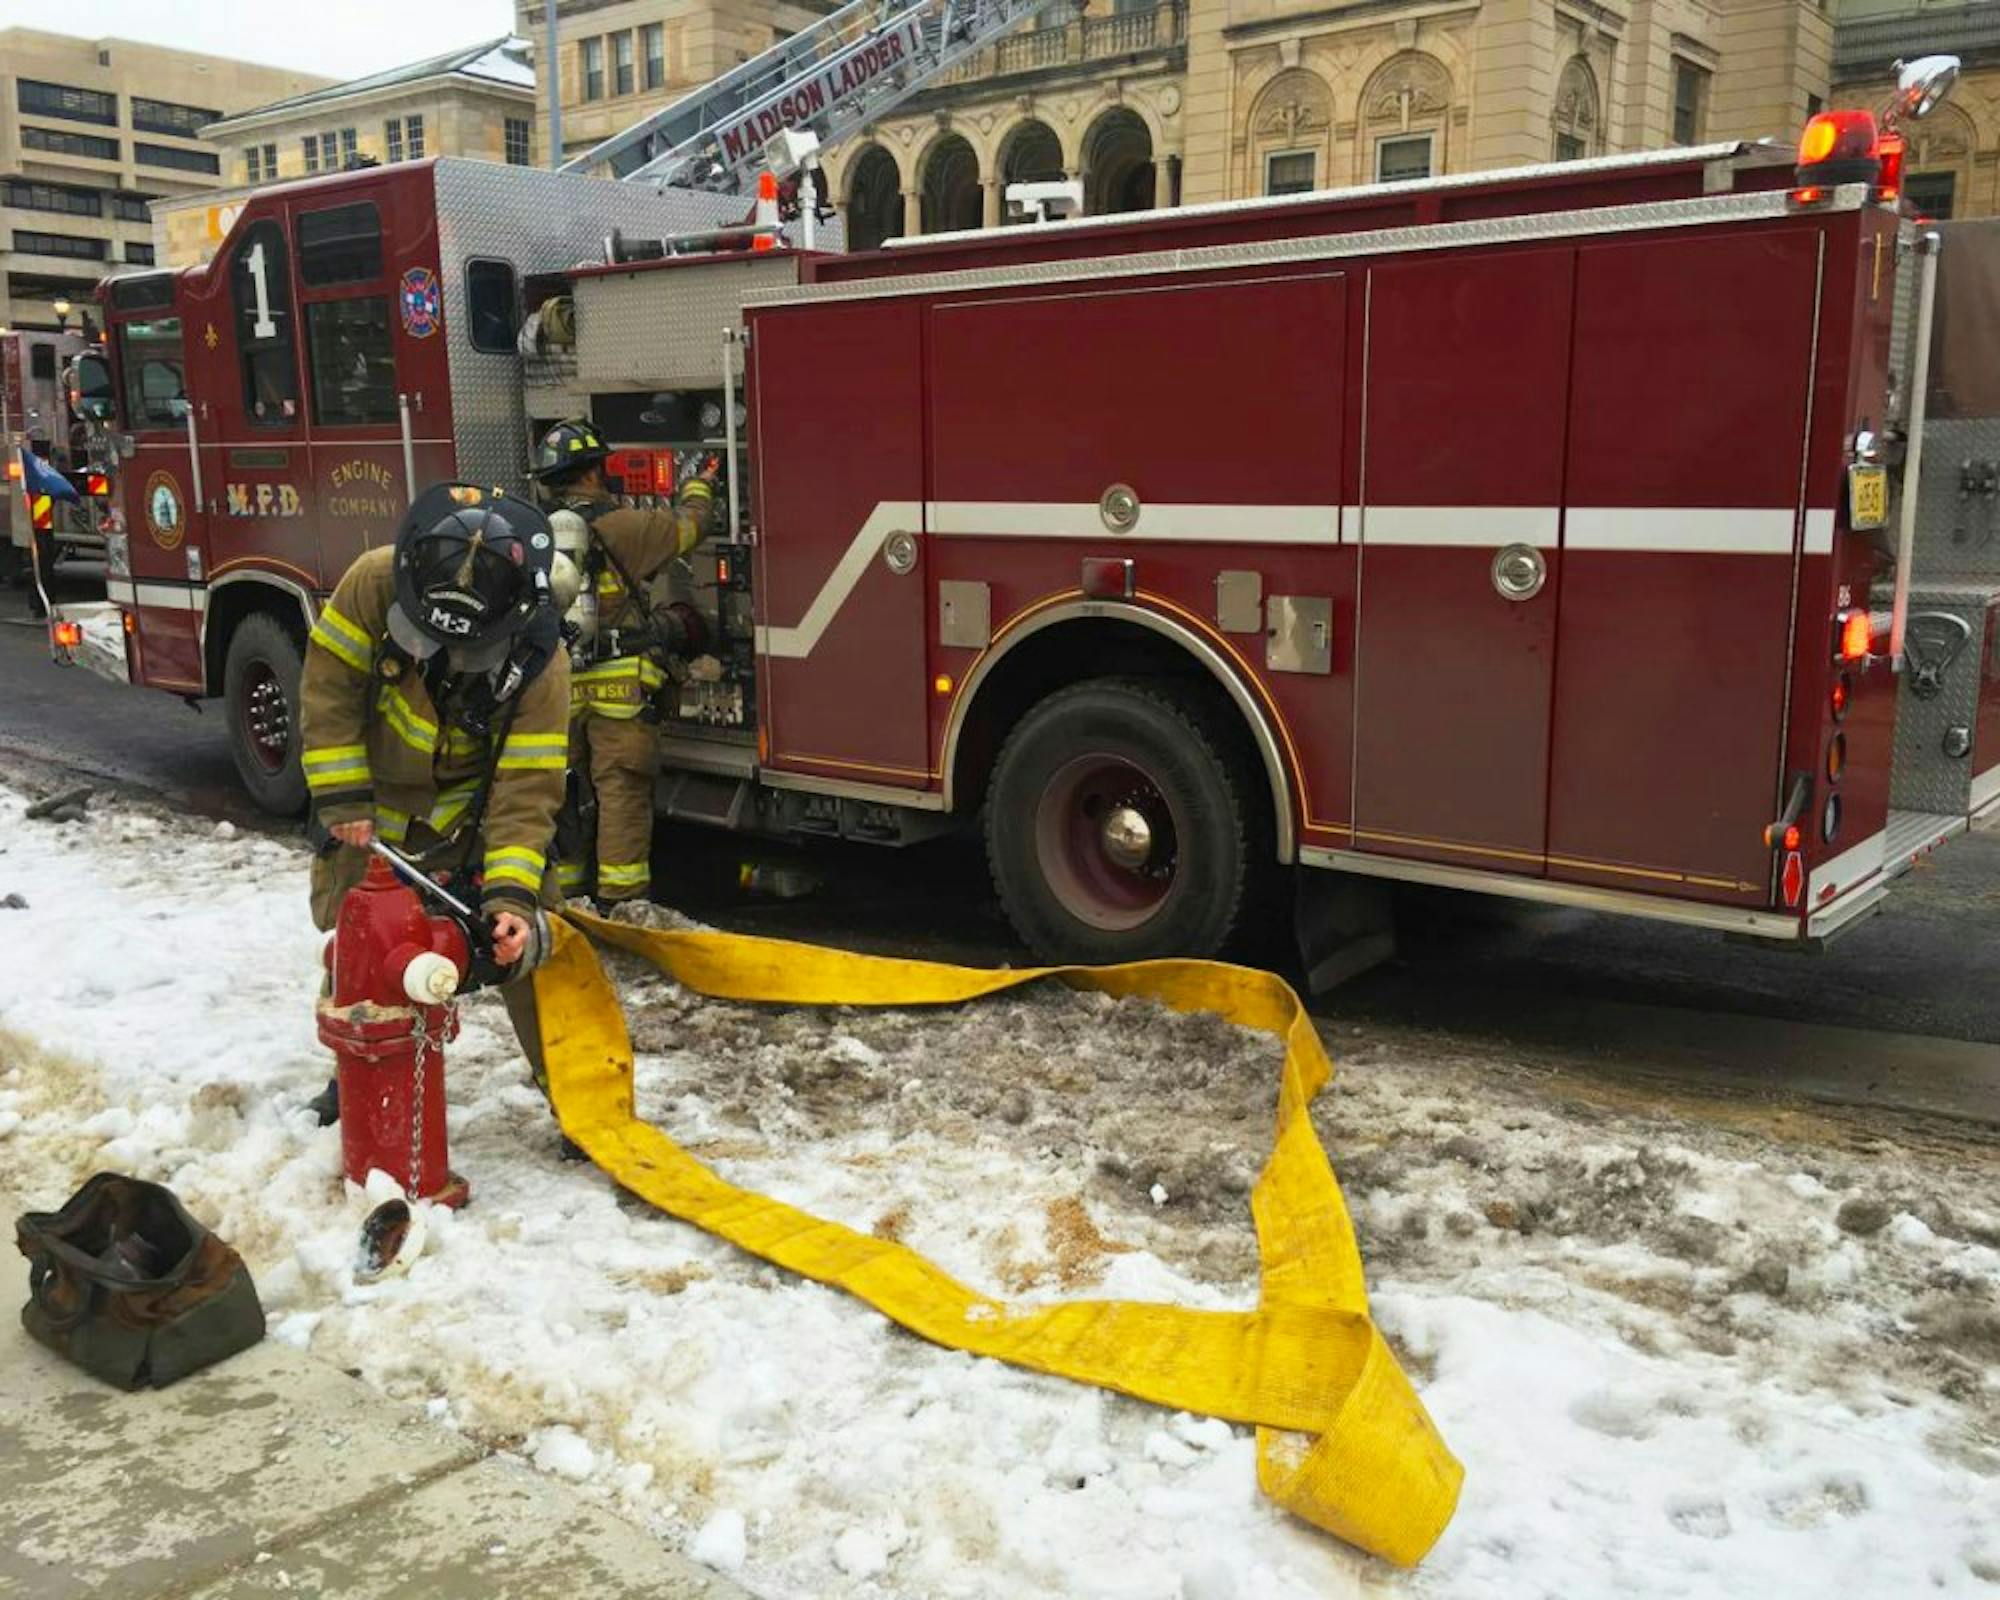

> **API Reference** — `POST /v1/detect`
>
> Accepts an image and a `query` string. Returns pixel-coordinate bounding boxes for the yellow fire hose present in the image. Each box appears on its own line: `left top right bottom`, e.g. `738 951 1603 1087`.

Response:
532 910 1463 1565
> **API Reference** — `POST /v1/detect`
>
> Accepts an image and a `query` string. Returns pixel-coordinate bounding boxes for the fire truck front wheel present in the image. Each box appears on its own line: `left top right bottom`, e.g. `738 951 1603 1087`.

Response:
986 677 1261 964
223 612 308 816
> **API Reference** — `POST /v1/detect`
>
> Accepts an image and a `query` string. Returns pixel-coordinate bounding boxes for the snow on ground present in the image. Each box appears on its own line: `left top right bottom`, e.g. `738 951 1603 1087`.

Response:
0 772 1997 1598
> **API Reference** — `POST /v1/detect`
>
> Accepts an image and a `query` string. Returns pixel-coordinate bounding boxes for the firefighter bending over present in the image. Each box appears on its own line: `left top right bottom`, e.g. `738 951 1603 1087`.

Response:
298 483 570 1121
530 418 716 908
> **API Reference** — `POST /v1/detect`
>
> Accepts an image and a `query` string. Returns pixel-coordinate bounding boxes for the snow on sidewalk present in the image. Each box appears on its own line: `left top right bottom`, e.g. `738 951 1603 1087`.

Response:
0 774 1996 1599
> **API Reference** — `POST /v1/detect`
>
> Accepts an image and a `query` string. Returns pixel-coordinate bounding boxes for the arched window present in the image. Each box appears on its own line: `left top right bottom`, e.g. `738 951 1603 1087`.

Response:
1083 108 1153 215
1247 68 1333 196
1552 56 1601 161
919 133 982 234
1359 51 1454 184
998 120 1064 224
845 144 903 252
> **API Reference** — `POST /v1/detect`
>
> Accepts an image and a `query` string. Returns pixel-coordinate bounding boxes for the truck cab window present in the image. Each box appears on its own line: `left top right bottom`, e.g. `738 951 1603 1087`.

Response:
306 298 398 425
118 318 185 429
230 220 299 425
465 259 518 353
297 201 383 285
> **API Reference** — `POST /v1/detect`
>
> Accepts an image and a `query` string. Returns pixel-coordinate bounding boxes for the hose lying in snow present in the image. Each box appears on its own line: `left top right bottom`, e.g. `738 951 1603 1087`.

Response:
531 910 1464 1566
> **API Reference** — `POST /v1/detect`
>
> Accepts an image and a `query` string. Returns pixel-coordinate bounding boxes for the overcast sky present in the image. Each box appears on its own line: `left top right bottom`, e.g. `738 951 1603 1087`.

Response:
0 0 525 80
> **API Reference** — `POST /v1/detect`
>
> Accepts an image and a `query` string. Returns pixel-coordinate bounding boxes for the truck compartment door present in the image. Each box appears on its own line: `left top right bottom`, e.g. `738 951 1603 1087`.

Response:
1549 228 1822 905
752 298 930 785
1353 247 1577 871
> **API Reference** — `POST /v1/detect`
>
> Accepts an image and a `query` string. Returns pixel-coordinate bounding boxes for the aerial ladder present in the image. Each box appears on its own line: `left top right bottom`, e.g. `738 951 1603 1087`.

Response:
561 0 1068 196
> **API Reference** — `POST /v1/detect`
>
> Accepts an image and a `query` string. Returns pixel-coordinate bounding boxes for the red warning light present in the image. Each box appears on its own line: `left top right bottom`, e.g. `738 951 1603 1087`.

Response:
1877 130 1906 203
1782 824 1802 852
1838 611 1872 662
1781 850 1805 908
51 619 82 649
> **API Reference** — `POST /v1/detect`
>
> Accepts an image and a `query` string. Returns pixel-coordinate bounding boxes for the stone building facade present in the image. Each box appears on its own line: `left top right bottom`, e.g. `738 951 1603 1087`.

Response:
818 0 1837 246
0 28 328 329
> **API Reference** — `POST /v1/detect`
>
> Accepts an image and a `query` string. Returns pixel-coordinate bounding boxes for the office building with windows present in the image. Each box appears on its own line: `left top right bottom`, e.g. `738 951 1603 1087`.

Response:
158 38 536 267
515 0 841 166
0 28 327 329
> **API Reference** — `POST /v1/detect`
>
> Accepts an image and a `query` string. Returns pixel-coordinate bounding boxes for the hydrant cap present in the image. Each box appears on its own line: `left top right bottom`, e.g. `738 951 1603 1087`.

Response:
402 951 461 1006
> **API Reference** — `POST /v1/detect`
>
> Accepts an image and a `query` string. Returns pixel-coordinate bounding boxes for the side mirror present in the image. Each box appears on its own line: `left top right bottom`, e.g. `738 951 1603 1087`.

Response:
1885 54 1961 129
66 351 115 423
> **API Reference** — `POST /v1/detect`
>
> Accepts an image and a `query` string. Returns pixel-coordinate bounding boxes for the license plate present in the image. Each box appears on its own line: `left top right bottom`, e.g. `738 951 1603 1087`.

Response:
1849 465 1888 530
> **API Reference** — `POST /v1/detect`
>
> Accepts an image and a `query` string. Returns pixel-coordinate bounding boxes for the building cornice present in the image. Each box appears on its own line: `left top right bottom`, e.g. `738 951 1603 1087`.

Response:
1220 0 1481 44
203 73 534 140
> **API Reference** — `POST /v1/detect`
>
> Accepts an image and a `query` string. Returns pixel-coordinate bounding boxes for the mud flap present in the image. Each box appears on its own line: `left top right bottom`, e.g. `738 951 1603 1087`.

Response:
1294 870 1396 994
531 911 1462 1567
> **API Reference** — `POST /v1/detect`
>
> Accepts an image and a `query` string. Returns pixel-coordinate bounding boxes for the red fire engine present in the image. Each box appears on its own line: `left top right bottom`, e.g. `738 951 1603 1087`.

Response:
3 328 105 589
69 47 1988 968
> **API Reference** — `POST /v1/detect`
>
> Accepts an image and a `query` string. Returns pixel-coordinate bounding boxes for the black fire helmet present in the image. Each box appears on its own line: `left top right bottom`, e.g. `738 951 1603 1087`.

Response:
389 483 556 670
529 417 612 485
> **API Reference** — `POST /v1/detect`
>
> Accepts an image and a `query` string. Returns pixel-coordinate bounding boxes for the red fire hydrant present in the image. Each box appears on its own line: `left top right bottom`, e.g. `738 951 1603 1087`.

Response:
315 855 473 1209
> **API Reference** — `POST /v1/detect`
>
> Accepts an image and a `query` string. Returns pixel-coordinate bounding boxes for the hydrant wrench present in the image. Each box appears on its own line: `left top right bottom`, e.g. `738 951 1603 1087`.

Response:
365 839 510 990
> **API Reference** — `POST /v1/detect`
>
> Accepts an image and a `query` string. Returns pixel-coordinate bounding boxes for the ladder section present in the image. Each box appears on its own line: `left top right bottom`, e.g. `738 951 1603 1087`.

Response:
562 0 1065 191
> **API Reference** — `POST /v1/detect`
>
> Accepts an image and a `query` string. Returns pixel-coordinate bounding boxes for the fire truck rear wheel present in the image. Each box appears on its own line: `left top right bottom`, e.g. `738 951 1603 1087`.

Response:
986 677 1261 964
224 612 308 816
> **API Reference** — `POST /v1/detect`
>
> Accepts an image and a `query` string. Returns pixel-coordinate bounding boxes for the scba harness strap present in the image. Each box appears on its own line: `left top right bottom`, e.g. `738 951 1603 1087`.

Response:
363 614 559 879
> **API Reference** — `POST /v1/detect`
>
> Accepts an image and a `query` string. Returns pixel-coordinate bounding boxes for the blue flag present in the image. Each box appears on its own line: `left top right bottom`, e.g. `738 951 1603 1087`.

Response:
19 448 79 504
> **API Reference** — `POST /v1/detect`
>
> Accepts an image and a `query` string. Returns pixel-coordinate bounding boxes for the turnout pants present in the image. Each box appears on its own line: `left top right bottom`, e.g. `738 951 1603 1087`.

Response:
569 710 659 903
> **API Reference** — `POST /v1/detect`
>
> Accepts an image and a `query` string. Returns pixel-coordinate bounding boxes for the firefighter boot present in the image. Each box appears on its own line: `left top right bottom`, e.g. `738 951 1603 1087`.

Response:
586 713 660 904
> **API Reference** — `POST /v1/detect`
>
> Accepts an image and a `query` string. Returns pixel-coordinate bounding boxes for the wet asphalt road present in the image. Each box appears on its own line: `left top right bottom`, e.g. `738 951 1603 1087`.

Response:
5 569 1999 1123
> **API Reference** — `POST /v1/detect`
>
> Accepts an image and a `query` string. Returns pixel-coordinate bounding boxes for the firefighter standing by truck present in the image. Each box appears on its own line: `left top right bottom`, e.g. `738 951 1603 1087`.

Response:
529 419 716 908
298 483 570 1120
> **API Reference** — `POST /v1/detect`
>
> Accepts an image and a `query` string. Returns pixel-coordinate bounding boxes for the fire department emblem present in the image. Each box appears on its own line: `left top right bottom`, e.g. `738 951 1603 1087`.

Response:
399 267 442 339
143 470 185 550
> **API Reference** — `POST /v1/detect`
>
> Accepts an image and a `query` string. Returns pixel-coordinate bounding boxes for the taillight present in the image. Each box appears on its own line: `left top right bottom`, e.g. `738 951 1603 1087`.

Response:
51 619 81 649
1823 792 1843 844
1831 673 1851 720
122 610 136 635
1826 733 1847 783
1837 610 1873 663
1877 130 1906 203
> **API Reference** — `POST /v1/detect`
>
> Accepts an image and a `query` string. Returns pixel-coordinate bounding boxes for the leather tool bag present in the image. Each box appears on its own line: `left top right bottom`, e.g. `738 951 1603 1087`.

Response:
15 1172 265 1390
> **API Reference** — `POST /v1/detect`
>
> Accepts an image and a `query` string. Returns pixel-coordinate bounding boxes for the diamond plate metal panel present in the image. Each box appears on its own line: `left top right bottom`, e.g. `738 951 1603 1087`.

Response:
431 160 745 491
1889 584 1999 813
1908 418 2000 583
575 256 803 393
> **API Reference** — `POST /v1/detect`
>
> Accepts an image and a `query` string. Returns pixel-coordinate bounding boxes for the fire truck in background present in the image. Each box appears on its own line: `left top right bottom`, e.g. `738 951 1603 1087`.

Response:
2 328 105 586
65 43 1990 969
